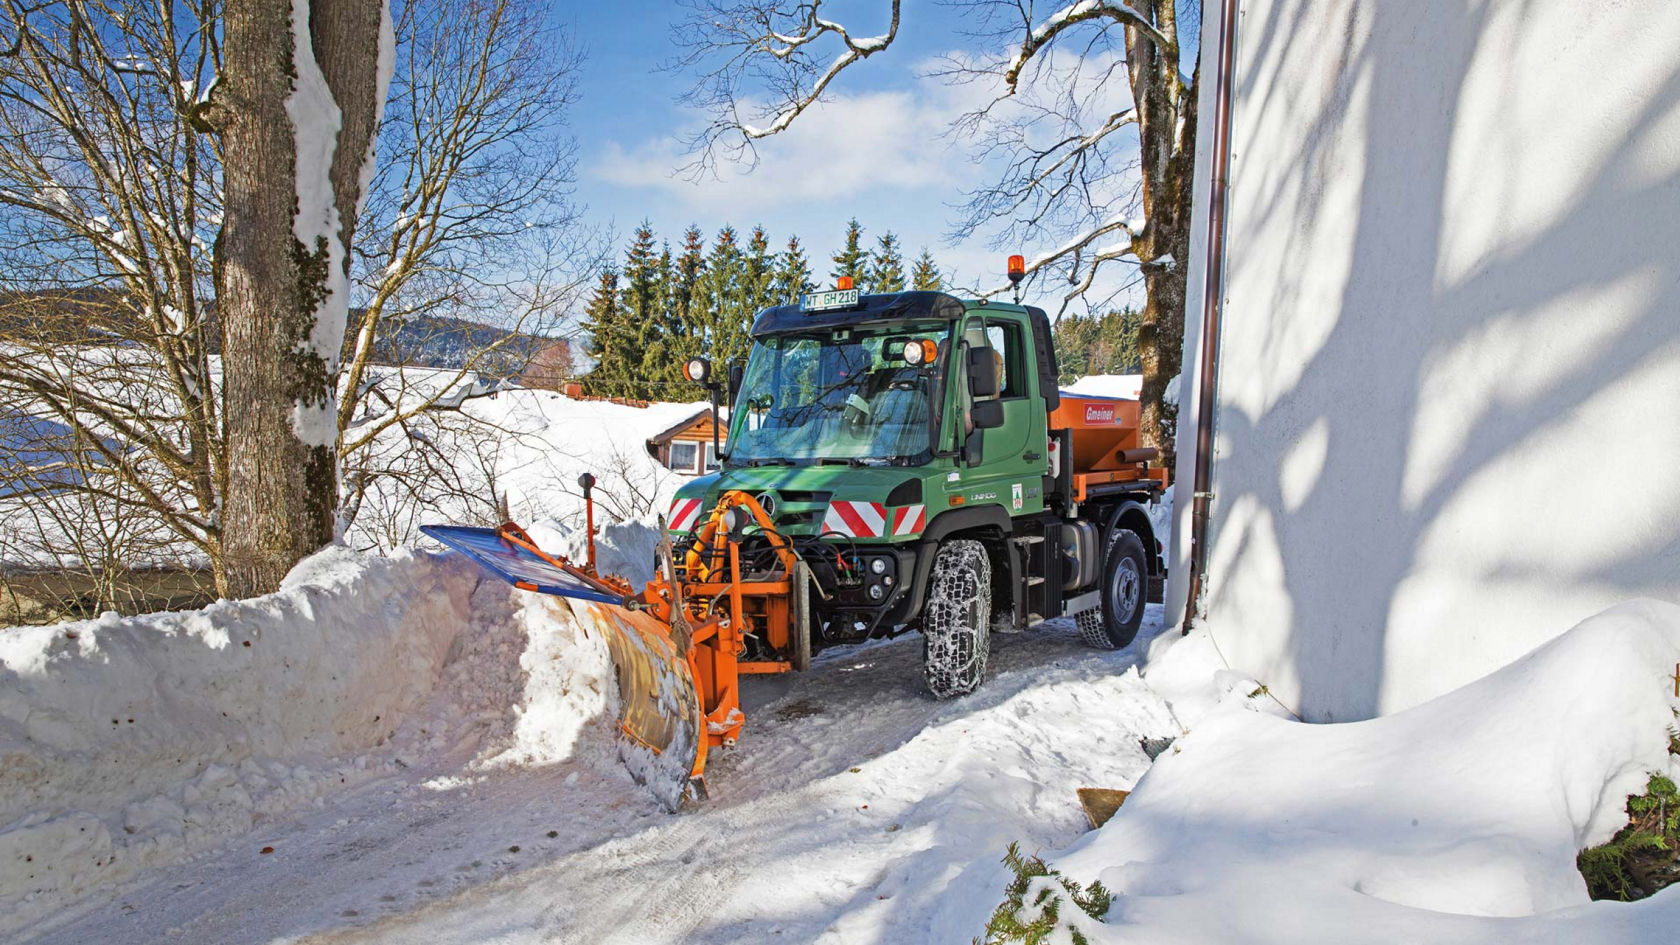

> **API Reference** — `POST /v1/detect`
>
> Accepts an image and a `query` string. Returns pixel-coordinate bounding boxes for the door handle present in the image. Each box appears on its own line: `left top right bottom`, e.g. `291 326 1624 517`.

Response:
1023 451 1043 461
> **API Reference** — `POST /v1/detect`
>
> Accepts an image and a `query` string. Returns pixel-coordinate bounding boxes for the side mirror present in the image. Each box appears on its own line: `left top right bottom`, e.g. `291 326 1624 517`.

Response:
970 398 1004 430
727 362 744 402
965 430 984 466
966 345 1000 398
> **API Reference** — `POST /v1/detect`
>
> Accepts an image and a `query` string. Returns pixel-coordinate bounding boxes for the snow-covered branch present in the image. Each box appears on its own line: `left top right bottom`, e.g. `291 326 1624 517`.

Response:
1005 0 1171 92
672 0 900 167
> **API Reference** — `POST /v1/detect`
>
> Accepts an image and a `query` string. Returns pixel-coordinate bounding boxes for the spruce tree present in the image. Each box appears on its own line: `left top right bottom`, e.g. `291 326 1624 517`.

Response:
775 235 815 302
868 231 906 292
1052 309 1142 383
668 225 708 382
620 222 664 398
672 224 706 335
911 248 943 291
742 226 776 322
580 266 627 396
697 226 752 372
830 218 867 288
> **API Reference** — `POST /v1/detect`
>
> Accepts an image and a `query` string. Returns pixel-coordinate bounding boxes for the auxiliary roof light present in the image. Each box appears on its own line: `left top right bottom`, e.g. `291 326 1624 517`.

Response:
684 357 711 384
1007 254 1025 285
836 275 855 291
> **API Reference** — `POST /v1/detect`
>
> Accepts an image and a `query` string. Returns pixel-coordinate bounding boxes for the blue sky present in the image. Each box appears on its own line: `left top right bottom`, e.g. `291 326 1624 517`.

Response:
555 2 1025 293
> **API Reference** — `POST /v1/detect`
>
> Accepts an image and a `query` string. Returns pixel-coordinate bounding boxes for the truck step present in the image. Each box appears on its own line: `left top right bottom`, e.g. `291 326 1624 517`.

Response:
1025 576 1045 586
1011 535 1046 545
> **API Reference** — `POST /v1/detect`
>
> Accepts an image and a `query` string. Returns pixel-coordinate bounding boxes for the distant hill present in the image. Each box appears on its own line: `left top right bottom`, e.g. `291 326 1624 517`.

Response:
364 314 546 375
0 291 549 376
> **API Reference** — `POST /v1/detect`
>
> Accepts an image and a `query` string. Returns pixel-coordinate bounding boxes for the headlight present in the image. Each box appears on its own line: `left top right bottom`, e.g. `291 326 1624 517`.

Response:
867 584 884 600
869 557 888 575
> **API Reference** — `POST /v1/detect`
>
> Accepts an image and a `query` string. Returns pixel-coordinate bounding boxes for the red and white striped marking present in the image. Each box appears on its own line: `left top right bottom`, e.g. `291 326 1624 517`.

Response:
822 501 925 538
889 504 926 536
668 497 704 532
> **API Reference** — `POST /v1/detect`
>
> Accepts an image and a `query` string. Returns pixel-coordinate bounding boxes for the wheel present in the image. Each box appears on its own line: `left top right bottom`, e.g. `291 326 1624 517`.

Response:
922 539 992 698
1080 529 1147 649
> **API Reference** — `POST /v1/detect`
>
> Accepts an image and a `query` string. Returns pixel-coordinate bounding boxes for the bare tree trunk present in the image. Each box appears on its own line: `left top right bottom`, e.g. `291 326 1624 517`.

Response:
1129 0 1194 472
219 0 383 598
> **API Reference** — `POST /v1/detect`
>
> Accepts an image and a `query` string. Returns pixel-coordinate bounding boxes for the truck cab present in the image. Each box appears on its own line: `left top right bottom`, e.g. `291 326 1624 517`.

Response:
667 290 1167 697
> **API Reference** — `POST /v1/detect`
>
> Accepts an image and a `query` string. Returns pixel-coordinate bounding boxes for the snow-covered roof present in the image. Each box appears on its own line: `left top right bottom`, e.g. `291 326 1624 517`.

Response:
1062 373 1142 400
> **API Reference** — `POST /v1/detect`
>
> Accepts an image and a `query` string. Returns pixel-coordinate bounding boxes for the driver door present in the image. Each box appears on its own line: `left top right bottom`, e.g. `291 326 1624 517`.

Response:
951 314 1046 517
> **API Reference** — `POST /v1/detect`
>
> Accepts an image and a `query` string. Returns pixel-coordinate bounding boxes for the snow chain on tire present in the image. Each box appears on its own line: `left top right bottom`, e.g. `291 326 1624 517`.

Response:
1076 607 1110 649
922 539 992 698
1083 529 1147 650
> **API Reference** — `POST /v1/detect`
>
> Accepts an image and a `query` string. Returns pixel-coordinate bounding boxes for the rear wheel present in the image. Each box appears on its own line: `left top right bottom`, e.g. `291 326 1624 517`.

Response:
1079 529 1147 649
922 539 991 698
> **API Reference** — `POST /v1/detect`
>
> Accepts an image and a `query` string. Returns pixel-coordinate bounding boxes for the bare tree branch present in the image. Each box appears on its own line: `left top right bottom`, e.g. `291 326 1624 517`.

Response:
670 0 901 171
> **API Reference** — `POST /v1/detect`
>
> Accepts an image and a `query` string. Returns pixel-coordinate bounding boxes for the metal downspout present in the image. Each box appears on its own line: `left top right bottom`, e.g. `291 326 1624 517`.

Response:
1183 0 1240 630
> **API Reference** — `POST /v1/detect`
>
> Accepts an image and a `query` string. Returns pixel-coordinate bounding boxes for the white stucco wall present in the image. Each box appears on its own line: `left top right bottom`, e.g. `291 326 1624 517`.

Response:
1169 0 1680 721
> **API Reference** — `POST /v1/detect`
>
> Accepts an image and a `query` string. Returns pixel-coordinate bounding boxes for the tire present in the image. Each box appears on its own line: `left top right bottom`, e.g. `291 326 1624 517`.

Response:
921 539 992 698
1080 529 1147 649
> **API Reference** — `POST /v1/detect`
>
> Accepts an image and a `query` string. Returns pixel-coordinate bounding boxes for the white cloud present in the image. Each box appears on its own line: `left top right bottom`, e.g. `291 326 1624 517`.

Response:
591 79 989 215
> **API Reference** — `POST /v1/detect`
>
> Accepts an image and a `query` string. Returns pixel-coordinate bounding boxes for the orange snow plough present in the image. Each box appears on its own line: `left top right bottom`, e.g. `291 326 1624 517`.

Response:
423 482 805 808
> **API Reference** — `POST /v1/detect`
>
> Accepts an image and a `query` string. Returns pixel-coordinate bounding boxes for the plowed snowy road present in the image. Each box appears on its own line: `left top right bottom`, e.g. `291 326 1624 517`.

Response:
25 610 1176 945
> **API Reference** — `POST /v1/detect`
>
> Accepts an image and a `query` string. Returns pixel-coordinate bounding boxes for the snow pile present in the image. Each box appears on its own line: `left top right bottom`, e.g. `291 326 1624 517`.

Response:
0 548 479 933
527 515 663 591
1064 374 1142 400
0 535 645 939
1026 599 1680 943
475 594 621 771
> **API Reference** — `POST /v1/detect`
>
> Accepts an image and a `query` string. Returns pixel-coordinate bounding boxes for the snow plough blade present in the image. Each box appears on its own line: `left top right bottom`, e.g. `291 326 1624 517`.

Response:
426 487 805 808
420 523 707 808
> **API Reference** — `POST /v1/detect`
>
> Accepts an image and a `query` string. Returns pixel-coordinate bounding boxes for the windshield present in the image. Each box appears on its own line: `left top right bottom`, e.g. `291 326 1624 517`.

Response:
726 324 951 465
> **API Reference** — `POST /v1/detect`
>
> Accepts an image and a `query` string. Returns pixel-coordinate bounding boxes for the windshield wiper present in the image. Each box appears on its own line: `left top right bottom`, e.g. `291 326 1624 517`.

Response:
744 457 794 467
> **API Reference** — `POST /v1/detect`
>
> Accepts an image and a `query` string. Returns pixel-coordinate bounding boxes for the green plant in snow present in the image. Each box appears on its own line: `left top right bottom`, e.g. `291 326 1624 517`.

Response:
1578 759 1680 901
978 843 1112 945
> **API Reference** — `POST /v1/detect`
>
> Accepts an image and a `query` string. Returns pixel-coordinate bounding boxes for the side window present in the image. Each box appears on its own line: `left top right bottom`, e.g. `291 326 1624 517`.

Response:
669 440 699 472
985 322 1026 397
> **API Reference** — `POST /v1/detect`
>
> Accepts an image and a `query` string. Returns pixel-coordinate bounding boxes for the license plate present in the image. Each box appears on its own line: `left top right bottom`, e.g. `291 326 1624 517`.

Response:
801 288 860 312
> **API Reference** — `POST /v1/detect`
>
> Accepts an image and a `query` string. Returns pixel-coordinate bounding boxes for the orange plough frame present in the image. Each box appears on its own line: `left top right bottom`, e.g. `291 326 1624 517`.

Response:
490 490 805 801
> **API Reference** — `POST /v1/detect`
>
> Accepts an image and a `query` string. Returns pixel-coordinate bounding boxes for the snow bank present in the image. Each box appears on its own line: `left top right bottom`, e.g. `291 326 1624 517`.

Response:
0 521 664 938
1026 599 1680 943
0 547 479 933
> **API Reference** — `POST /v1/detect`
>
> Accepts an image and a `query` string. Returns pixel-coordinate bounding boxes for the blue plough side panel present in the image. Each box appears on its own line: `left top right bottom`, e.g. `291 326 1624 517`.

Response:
420 524 626 605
